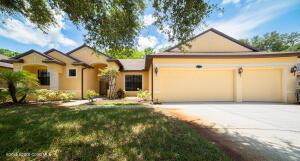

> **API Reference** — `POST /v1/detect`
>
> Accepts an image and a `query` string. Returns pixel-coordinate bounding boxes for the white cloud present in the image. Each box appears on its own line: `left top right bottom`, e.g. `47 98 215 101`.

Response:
138 36 158 50
222 0 240 5
143 14 156 26
209 0 299 39
0 11 78 48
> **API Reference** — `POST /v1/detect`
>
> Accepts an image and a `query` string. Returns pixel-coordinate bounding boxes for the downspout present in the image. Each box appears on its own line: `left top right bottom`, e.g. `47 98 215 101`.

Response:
151 59 154 102
81 67 87 99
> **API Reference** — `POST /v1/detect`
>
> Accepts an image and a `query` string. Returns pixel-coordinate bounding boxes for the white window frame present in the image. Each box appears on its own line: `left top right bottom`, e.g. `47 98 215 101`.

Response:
67 68 77 78
123 73 143 92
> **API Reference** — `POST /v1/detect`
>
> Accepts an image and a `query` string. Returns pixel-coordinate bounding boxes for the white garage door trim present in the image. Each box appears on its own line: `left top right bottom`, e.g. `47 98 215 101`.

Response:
153 64 291 103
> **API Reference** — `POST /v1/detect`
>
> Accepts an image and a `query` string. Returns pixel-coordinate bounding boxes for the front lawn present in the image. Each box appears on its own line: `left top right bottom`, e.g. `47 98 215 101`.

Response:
0 105 230 161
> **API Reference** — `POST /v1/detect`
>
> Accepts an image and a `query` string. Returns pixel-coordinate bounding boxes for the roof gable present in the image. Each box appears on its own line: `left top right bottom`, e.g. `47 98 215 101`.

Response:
11 50 65 65
44 49 81 63
67 45 110 65
166 28 258 52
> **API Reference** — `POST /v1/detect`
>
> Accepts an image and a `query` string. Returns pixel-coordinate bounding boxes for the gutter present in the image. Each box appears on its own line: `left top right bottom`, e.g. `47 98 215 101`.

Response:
81 67 87 99
151 60 154 102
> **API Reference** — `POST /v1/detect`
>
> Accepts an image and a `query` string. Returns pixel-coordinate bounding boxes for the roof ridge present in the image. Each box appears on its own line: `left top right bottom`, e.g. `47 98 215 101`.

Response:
44 48 81 62
164 28 259 52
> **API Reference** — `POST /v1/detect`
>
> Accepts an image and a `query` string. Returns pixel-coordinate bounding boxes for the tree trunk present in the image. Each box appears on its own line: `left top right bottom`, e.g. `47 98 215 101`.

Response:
8 81 18 103
18 94 27 103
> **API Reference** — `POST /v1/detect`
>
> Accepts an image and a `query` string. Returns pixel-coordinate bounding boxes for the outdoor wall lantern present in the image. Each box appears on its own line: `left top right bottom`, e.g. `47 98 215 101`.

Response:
291 65 297 76
196 65 202 68
154 67 158 75
238 67 243 77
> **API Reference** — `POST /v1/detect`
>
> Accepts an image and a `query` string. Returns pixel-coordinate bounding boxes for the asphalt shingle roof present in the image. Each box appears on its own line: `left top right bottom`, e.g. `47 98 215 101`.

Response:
118 59 145 71
0 54 13 68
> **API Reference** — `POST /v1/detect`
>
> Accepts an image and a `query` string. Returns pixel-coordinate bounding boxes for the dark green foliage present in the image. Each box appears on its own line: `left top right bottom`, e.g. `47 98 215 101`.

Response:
144 47 154 55
0 0 215 51
240 31 300 52
116 88 125 99
153 0 216 49
106 47 154 59
0 106 231 161
0 48 19 57
106 48 145 59
0 70 39 103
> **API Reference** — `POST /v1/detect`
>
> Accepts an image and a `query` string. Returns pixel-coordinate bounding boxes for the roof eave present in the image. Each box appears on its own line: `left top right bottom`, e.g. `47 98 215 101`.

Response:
0 59 24 64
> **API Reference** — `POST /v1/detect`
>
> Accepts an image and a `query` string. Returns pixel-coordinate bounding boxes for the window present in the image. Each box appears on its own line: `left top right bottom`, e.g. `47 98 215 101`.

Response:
38 69 50 85
125 75 142 91
68 69 76 77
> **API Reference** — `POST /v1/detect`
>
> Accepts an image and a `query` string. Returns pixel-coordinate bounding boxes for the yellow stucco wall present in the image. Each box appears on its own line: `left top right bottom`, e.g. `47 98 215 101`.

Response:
115 71 149 96
69 47 108 65
170 31 252 52
152 57 298 103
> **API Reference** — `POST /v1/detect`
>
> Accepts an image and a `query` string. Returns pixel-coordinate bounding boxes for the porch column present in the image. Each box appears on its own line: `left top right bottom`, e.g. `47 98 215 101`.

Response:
48 68 59 90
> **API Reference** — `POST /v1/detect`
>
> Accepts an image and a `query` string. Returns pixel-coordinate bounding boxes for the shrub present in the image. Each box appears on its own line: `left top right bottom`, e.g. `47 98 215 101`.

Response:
47 90 60 101
0 89 10 103
86 90 98 102
137 89 151 101
59 91 75 102
116 89 125 99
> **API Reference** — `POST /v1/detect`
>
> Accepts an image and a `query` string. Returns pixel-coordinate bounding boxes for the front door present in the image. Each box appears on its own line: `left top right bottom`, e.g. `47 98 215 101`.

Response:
99 79 108 96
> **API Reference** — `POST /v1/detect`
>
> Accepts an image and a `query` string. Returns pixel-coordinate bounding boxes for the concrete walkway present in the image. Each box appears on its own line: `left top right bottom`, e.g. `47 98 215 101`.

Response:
155 103 300 161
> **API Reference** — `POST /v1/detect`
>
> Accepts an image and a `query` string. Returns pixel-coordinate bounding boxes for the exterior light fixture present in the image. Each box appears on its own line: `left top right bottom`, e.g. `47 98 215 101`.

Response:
154 67 158 75
238 67 243 77
291 65 297 76
196 65 202 68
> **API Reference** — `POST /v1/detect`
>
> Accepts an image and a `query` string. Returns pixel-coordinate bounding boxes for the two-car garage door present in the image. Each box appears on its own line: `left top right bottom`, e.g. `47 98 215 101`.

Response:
156 68 282 102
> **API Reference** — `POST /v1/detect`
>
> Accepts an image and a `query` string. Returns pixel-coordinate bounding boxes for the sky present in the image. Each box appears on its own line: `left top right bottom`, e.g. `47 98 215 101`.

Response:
0 0 299 53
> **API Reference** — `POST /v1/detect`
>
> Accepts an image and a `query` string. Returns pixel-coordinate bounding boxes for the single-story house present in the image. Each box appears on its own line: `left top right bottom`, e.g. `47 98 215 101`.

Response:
0 54 13 70
1 28 300 103
0 54 13 88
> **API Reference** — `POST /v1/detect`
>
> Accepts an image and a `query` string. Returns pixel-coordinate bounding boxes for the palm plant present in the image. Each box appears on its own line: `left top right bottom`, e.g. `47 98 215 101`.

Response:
99 68 119 99
0 70 39 103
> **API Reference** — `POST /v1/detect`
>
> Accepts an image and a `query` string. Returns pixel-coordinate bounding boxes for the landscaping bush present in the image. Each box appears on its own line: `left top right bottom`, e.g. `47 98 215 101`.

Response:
116 89 125 99
47 90 60 101
27 89 74 102
86 90 98 102
137 89 151 101
59 91 75 102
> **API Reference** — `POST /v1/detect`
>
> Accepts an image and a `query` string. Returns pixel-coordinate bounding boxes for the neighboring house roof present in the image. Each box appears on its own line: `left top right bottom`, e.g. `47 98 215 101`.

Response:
164 28 259 52
118 59 145 71
0 54 13 69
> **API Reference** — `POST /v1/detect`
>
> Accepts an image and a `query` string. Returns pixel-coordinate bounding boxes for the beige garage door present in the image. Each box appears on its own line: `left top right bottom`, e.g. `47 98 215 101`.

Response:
242 69 282 102
157 69 234 102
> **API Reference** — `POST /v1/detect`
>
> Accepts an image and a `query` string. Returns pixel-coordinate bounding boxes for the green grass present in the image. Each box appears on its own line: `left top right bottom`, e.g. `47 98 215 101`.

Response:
0 105 231 161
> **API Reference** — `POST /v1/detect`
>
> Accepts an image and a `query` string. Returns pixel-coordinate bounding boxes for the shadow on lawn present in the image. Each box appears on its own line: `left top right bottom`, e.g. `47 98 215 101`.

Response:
0 106 230 161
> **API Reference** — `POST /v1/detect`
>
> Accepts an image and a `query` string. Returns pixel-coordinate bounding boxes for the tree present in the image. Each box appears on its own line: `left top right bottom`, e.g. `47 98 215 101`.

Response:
144 47 154 55
106 48 144 59
0 0 216 51
99 68 119 99
0 70 39 103
240 31 300 52
0 49 19 57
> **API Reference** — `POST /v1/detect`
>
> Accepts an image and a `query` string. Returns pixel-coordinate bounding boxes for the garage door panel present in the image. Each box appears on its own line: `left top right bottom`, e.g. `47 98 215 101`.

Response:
242 69 282 102
157 69 234 102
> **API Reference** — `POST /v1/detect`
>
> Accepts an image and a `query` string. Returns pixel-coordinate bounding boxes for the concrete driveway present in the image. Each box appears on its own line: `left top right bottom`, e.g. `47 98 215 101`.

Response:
155 103 300 161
